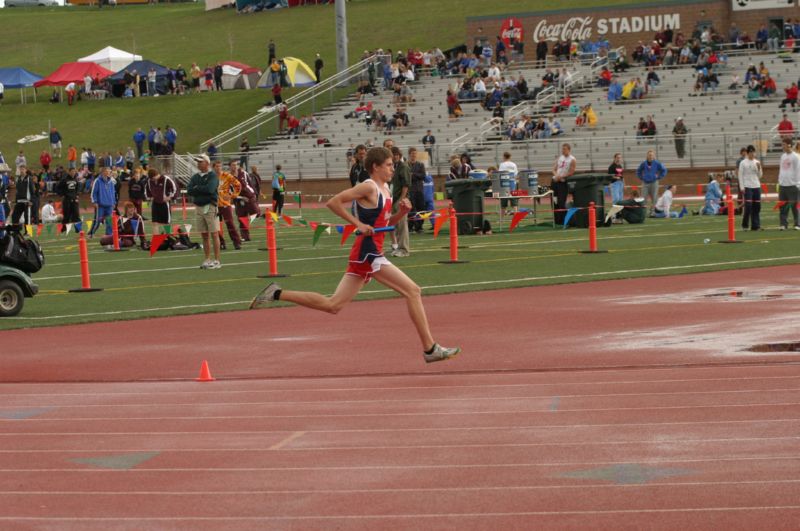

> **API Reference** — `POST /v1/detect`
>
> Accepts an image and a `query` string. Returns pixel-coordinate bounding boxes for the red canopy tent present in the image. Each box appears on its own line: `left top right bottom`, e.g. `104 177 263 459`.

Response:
34 61 115 87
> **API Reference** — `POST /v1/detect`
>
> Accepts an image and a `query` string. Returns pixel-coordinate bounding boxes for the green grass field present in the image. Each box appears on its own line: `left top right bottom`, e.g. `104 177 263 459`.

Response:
5 202 798 330
0 0 664 155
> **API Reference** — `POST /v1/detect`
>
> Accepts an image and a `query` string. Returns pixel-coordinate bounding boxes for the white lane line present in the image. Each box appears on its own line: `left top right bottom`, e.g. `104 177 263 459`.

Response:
1 455 800 473
1 301 250 320
1 372 797 399
2 401 799 422
0 386 800 412
2 507 800 520
0 436 798 453
269 431 306 450
3 479 800 494
0 418 798 436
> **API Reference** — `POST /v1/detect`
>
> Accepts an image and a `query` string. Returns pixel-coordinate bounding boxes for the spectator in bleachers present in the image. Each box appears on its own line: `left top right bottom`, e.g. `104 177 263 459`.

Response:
779 82 798 110
646 67 660 93
678 44 692 65
535 39 548 67
597 66 612 88
778 114 796 142
548 116 563 137
672 117 688 159
613 51 630 73
607 77 622 103
761 74 777 97
551 91 571 114
768 24 782 51
756 24 768 50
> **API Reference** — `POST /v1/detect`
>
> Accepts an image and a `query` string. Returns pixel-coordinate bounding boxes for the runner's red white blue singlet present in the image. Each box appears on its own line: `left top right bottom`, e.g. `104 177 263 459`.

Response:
346 179 392 280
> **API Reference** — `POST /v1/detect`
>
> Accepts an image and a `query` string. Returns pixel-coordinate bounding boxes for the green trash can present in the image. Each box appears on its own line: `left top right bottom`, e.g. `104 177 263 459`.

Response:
566 173 614 228
445 178 491 235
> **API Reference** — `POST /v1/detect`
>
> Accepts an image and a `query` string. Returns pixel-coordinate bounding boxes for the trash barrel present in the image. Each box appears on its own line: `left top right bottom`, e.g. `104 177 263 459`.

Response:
445 178 492 235
566 173 614 228
518 170 539 194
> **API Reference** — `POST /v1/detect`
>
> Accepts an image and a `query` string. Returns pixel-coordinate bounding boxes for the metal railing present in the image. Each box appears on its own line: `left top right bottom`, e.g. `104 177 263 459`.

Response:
172 129 790 184
199 55 387 152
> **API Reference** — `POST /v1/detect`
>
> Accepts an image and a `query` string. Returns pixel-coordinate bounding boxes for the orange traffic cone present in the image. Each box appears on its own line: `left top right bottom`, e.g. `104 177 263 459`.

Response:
196 360 215 382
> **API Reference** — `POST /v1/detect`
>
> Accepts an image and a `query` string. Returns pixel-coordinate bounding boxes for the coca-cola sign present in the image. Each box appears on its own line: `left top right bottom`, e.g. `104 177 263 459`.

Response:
500 17 525 48
533 17 593 43
531 14 681 42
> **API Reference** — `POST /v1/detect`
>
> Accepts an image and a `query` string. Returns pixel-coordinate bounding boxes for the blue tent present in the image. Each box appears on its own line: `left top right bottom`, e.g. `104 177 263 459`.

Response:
107 60 171 96
0 67 44 103
0 67 43 88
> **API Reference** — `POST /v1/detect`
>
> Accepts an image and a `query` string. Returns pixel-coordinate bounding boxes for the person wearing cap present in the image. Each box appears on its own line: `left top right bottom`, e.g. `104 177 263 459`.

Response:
738 145 763 230
187 154 221 269
672 117 688 159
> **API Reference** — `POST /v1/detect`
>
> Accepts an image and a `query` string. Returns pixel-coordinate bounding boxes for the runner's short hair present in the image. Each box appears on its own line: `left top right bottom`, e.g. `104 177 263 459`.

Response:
365 147 392 174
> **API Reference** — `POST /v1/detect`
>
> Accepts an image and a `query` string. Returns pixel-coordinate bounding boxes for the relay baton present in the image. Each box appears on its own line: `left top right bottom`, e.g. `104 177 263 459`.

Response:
355 225 395 235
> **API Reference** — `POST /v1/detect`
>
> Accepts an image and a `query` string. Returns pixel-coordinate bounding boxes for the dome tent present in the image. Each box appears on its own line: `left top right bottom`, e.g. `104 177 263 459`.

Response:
221 61 261 90
258 56 316 88
107 59 171 96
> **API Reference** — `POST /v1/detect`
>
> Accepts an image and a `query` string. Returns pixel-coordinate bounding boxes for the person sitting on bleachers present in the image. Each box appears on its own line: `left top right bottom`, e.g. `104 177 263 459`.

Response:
761 74 777 97
621 78 642 100
779 82 798 110
486 62 501 83
474 77 487 103
303 115 319 135
551 91 571 114
662 46 676 67
778 114 796 142
636 117 649 138
597 66 612 87
608 77 623 102
486 83 503 109
705 71 720 92
548 116 563 137
646 67 660 93
613 52 630 73
457 76 475 100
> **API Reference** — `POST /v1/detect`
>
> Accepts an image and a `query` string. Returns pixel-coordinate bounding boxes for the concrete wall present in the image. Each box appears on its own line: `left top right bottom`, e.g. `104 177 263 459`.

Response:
466 0 799 57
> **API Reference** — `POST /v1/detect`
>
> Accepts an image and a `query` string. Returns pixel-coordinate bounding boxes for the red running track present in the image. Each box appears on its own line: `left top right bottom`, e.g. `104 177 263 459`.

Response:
0 265 799 529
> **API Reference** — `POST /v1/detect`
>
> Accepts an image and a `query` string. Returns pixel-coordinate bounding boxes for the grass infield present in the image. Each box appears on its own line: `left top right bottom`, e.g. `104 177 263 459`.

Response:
5 203 799 330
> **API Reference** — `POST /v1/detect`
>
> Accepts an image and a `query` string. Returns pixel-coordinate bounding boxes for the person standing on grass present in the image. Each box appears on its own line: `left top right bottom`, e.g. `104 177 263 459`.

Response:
128 168 146 216
144 168 177 227
214 160 242 251
778 139 800 230
738 145 763 231
187 154 221 269
250 147 460 364
56 168 81 231
88 167 116 238
271 165 286 215
551 143 576 225
636 150 667 215
390 147 410 257
608 152 625 205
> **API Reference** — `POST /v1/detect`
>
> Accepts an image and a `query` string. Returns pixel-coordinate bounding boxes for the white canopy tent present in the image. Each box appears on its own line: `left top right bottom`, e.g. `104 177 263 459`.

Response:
77 46 142 73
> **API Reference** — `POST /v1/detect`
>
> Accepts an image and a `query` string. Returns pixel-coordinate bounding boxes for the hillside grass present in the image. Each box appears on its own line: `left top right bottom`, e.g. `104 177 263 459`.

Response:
0 0 663 156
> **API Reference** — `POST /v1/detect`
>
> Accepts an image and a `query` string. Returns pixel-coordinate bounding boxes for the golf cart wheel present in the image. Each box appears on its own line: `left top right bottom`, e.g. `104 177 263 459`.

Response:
458 219 473 235
0 280 24 317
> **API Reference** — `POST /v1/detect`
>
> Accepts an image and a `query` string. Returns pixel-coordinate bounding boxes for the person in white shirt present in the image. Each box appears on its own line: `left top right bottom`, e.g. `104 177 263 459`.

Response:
41 200 61 224
777 139 800 230
552 143 576 225
474 78 486 101
498 151 519 213
14 151 26 178
487 63 501 81
84 74 92 96
738 144 763 231
653 184 679 218
0 82 4 104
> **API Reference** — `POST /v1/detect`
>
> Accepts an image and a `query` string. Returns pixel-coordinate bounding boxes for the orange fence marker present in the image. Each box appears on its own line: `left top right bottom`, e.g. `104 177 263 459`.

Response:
257 213 288 278
438 206 468 264
69 231 104 293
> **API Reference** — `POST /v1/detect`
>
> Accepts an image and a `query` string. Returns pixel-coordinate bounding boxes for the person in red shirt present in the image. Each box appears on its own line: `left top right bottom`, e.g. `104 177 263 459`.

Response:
778 114 796 142
286 115 300 137
271 83 282 105
780 82 798 110
39 150 52 172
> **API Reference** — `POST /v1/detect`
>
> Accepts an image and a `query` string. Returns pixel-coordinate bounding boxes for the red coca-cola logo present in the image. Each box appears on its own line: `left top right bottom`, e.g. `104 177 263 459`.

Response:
500 18 524 49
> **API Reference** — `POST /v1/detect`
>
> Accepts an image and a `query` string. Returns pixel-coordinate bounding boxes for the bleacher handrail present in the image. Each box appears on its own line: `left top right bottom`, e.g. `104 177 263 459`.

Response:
199 54 388 151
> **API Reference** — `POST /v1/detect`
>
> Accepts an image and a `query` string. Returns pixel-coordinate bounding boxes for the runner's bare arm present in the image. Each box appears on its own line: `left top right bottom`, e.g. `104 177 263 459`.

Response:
326 182 377 233
388 198 412 226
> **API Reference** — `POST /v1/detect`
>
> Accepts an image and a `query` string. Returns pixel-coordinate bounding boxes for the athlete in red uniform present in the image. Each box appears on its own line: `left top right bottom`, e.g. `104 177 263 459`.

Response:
251 147 460 363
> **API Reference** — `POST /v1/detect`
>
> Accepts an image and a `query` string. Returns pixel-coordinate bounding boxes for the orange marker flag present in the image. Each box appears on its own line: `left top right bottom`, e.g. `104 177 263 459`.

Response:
433 213 448 238
773 200 786 211
282 214 293 226
509 211 530 233
340 224 357 246
149 233 168 256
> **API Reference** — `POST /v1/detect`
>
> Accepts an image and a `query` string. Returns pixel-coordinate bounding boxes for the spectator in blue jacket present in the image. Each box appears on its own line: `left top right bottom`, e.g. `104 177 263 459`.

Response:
133 128 146 160
147 126 157 154
636 150 667 215
89 167 117 238
700 174 722 215
164 125 178 154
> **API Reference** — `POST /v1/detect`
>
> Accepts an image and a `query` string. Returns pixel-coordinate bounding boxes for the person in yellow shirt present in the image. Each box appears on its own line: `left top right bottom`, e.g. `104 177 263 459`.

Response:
586 104 598 127
214 160 242 250
621 79 636 100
